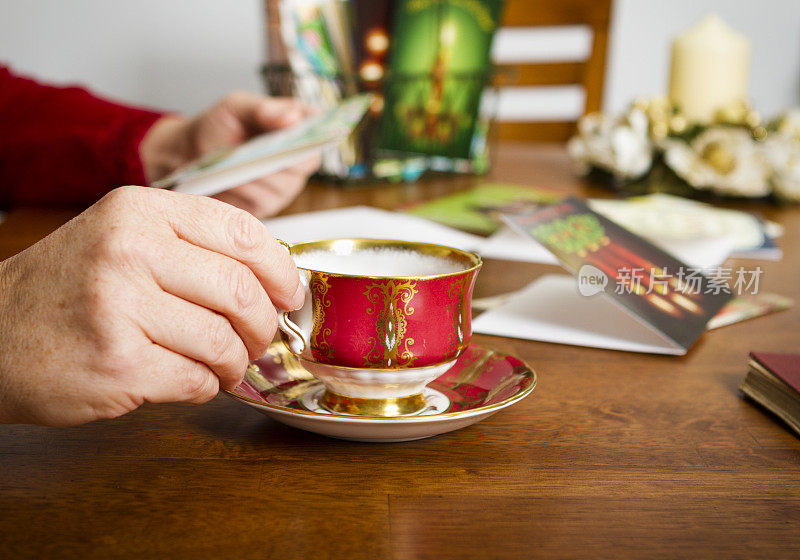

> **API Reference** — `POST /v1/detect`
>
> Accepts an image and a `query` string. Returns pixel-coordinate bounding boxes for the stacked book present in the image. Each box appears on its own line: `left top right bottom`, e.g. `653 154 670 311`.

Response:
741 352 800 437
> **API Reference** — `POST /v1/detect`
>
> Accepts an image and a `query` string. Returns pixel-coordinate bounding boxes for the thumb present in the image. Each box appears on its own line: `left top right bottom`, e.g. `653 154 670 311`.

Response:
255 97 307 129
224 92 306 132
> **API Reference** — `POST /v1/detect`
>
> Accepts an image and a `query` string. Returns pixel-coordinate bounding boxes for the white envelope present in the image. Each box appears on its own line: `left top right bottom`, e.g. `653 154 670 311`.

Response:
264 206 486 251
472 274 687 355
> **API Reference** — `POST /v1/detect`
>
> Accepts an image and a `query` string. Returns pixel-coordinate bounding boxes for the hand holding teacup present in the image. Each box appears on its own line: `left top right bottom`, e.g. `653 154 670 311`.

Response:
277 239 481 416
0 186 303 426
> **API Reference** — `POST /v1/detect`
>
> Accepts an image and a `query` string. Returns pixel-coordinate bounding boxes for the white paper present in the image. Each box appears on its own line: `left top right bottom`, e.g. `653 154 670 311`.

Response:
265 206 735 270
479 226 558 264
472 274 685 355
264 206 486 251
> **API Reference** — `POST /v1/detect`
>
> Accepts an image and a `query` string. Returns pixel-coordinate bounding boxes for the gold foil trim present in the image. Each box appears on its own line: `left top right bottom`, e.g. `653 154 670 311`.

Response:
319 390 427 416
363 279 419 368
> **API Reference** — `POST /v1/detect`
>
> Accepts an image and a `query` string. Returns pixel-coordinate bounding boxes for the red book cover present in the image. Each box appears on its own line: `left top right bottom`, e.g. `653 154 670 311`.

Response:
750 352 800 394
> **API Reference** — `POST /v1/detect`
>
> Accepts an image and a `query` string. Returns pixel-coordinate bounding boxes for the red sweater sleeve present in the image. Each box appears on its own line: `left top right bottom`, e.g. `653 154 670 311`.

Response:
0 65 164 209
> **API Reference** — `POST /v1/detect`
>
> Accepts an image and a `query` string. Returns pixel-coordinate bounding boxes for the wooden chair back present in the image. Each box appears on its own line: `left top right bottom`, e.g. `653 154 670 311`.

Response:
494 0 612 142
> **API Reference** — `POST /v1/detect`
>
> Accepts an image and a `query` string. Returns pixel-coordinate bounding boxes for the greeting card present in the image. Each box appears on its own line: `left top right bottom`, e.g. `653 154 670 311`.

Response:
152 94 371 197
403 183 559 235
473 197 734 354
378 0 502 158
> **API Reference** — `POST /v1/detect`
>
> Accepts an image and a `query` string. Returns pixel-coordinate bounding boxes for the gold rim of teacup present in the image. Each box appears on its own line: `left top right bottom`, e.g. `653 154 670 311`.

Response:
281 238 482 280
319 390 427 416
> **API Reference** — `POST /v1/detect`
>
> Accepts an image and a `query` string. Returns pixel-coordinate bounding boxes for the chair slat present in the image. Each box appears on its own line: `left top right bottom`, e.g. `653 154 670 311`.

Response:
502 0 612 27
494 62 585 87
496 121 576 143
495 0 612 141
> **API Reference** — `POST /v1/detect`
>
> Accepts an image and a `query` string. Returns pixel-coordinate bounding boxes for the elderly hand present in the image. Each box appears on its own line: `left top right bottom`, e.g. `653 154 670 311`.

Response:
140 91 322 218
0 186 302 426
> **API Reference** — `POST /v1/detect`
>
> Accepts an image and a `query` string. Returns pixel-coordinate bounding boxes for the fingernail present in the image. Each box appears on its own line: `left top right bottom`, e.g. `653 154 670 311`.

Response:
291 282 305 310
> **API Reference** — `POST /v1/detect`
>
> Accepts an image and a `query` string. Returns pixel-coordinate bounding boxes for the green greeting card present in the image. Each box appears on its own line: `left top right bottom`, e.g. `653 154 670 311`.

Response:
405 183 559 235
379 0 503 158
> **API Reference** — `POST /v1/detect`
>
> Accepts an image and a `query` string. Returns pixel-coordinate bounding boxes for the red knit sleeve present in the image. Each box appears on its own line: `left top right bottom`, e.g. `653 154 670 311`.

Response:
0 65 165 209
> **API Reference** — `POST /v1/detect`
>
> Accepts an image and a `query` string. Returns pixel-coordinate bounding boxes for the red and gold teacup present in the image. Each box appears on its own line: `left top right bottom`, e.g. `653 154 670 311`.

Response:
277 239 481 416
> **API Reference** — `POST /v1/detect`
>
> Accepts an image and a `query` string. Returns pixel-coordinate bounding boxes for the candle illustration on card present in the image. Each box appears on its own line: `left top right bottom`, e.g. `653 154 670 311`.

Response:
472 198 733 355
669 14 751 123
378 0 502 158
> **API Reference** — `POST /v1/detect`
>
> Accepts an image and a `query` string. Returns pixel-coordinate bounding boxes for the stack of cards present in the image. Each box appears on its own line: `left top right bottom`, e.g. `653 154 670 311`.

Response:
152 95 371 197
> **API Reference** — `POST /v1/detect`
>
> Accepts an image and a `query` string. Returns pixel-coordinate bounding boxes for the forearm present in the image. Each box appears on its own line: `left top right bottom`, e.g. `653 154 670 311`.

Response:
0 66 164 208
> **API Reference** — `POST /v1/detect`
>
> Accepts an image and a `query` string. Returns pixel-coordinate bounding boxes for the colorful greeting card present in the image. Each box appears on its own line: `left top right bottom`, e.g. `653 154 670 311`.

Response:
378 0 502 158
478 197 734 354
152 94 371 197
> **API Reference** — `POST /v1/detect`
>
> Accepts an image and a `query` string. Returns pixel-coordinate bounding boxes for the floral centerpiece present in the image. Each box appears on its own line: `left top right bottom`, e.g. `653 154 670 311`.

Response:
567 97 800 203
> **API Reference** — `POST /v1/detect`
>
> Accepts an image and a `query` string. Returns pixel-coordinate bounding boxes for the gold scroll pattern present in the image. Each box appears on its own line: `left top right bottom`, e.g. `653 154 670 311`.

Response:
363 280 419 368
309 274 334 360
444 275 471 358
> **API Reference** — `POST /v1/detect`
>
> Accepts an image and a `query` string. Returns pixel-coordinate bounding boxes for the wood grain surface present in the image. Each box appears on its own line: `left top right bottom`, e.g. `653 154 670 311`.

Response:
1 143 798 559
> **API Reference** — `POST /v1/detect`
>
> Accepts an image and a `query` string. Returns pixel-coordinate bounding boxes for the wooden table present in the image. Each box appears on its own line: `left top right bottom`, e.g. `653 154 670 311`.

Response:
1 144 799 559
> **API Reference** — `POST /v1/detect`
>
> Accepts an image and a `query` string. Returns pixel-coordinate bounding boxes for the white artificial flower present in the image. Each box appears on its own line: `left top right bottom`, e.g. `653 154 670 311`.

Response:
763 136 800 201
773 108 800 141
663 128 771 198
567 108 653 179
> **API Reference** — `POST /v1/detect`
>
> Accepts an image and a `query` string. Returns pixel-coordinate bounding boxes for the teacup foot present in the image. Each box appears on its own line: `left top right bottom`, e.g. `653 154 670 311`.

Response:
319 390 427 417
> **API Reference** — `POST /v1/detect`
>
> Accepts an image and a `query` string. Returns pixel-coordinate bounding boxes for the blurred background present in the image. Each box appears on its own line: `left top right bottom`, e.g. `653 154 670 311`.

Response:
1 0 797 119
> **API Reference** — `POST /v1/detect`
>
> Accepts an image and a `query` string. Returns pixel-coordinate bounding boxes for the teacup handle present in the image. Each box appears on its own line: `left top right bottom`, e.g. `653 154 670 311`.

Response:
276 240 312 356
277 274 312 355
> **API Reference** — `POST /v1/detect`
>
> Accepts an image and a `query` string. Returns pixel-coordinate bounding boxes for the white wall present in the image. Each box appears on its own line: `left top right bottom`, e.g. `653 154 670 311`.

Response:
606 0 800 116
0 0 798 118
0 0 265 114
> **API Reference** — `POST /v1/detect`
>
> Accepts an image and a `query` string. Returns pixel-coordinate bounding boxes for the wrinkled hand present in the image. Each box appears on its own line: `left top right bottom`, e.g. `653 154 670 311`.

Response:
0 186 303 426
140 91 321 218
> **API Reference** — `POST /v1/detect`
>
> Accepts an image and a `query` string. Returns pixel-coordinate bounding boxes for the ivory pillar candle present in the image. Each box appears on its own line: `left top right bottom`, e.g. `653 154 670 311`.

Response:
669 15 751 123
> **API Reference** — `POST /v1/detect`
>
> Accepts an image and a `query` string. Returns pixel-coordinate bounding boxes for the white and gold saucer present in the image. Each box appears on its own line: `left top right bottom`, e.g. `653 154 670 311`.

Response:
225 343 536 442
